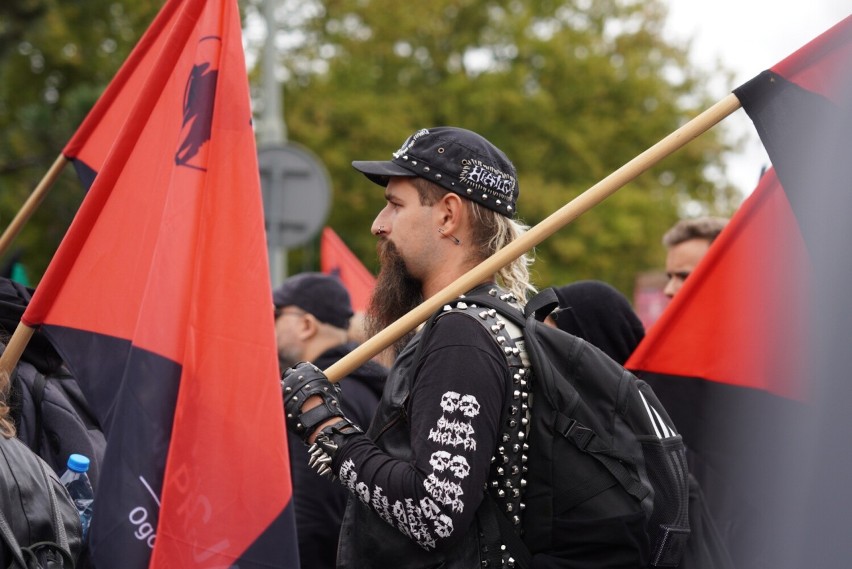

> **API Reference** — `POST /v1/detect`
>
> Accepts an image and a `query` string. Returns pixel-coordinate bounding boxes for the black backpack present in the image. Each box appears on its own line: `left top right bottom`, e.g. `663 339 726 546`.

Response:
421 288 690 568
0 435 81 568
7 359 105 490
0 278 105 489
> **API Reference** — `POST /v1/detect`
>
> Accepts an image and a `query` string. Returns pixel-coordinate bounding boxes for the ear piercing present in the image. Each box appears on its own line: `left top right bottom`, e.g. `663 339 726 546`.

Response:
438 227 461 245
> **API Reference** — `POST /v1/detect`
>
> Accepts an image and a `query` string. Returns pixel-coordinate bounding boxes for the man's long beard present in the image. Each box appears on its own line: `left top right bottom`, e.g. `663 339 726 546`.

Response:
365 240 422 355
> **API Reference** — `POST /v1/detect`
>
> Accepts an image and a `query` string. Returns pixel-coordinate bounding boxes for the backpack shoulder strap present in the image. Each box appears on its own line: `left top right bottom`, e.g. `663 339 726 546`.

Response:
0 504 29 568
522 288 559 322
38 458 69 554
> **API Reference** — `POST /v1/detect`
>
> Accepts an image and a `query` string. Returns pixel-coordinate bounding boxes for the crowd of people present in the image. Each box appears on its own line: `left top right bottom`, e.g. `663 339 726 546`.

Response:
0 125 740 568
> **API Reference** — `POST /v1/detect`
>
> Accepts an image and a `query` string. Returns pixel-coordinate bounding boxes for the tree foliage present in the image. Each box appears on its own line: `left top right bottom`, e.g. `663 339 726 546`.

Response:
0 0 740 299
0 0 161 280
252 0 741 295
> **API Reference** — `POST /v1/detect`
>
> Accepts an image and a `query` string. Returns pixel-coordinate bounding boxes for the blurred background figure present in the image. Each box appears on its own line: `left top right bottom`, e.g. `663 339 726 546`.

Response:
272 272 387 569
662 217 728 298
549 280 645 365
550 280 733 568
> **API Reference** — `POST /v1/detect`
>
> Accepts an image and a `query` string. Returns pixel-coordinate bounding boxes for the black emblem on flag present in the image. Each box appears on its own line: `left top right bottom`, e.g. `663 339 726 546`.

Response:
175 36 221 171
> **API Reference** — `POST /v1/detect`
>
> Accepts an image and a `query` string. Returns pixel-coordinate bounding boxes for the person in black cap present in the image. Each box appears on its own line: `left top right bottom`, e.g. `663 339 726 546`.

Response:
280 127 650 568
272 272 387 569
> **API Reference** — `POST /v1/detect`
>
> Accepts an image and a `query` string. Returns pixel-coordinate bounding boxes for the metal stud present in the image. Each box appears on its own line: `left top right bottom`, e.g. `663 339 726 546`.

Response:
443 304 452 312
467 188 473 194
423 166 430 172
479 310 490 319
457 301 468 310
496 199 502 205
507 206 513 212
488 288 497 296
436 173 442 179
482 194 488 200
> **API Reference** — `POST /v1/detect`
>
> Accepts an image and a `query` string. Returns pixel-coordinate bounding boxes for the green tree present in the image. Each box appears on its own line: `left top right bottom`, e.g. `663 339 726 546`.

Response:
256 0 740 296
0 0 740 301
0 0 160 280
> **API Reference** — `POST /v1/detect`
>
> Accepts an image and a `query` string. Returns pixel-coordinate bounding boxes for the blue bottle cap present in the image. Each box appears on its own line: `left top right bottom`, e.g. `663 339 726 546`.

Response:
67 454 90 473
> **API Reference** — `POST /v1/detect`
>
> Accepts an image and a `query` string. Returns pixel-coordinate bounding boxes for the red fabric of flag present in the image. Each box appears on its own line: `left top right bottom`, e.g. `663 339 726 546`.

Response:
62 0 185 189
24 0 299 567
627 16 852 568
626 169 808 400
320 227 376 313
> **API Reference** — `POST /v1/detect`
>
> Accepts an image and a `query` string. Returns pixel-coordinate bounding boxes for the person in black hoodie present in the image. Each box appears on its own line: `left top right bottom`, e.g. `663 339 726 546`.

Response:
273 272 387 569
549 280 645 366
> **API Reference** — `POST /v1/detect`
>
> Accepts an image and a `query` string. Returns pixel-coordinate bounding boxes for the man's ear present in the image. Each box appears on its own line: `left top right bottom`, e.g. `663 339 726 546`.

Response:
297 313 319 341
436 191 465 234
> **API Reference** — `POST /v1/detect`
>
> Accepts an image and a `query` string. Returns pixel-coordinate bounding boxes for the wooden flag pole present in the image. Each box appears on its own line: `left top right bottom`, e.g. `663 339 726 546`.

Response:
324 93 742 382
0 154 69 259
0 154 69 385
0 322 36 393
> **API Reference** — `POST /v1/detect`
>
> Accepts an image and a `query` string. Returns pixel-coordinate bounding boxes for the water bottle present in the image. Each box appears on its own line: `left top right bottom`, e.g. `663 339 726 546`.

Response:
59 453 94 540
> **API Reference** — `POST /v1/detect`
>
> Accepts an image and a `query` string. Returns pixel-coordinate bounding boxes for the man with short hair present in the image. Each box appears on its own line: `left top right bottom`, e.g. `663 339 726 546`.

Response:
662 216 728 298
281 127 649 568
273 272 386 569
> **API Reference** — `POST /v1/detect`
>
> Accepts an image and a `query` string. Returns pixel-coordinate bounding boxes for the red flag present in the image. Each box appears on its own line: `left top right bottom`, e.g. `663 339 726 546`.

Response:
320 227 376 313
627 169 808 400
23 0 299 567
628 16 852 568
62 0 185 189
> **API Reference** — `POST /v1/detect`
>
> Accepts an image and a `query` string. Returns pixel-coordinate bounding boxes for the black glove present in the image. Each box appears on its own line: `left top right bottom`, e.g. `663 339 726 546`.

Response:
281 362 363 480
281 361 346 442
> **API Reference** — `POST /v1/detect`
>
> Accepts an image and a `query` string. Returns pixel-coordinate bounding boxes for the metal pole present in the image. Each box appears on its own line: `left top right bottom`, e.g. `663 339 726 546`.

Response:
260 0 288 286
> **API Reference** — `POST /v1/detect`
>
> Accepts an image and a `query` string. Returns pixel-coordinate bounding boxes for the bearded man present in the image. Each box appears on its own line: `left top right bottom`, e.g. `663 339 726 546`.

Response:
280 127 649 568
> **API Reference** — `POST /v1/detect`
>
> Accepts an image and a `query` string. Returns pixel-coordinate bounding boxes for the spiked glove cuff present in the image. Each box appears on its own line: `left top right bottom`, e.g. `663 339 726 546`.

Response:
282 361 346 443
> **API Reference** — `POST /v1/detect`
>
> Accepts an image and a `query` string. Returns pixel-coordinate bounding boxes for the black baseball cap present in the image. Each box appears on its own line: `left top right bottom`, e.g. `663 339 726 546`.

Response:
272 272 353 330
352 126 519 217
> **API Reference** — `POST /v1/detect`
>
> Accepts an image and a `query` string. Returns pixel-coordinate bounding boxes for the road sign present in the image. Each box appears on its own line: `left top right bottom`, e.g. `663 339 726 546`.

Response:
258 143 331 249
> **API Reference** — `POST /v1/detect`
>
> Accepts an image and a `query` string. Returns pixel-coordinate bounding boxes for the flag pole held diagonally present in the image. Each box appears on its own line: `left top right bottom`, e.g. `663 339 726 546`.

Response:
0 155 69 259
0 96 742 386
324 93 742 382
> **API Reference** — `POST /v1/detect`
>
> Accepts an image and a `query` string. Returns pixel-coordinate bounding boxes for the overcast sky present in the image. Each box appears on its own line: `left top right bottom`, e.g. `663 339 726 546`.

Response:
662 3 850 199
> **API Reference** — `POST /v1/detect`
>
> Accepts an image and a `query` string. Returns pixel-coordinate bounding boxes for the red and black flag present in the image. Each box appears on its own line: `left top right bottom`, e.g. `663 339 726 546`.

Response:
733 15 852 569
320 226 376 313
627 15 852 568
23 0 299 567
62 0 185 189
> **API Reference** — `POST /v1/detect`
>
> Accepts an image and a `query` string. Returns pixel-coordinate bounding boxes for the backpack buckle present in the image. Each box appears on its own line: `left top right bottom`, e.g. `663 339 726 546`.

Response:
558 417 595 450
